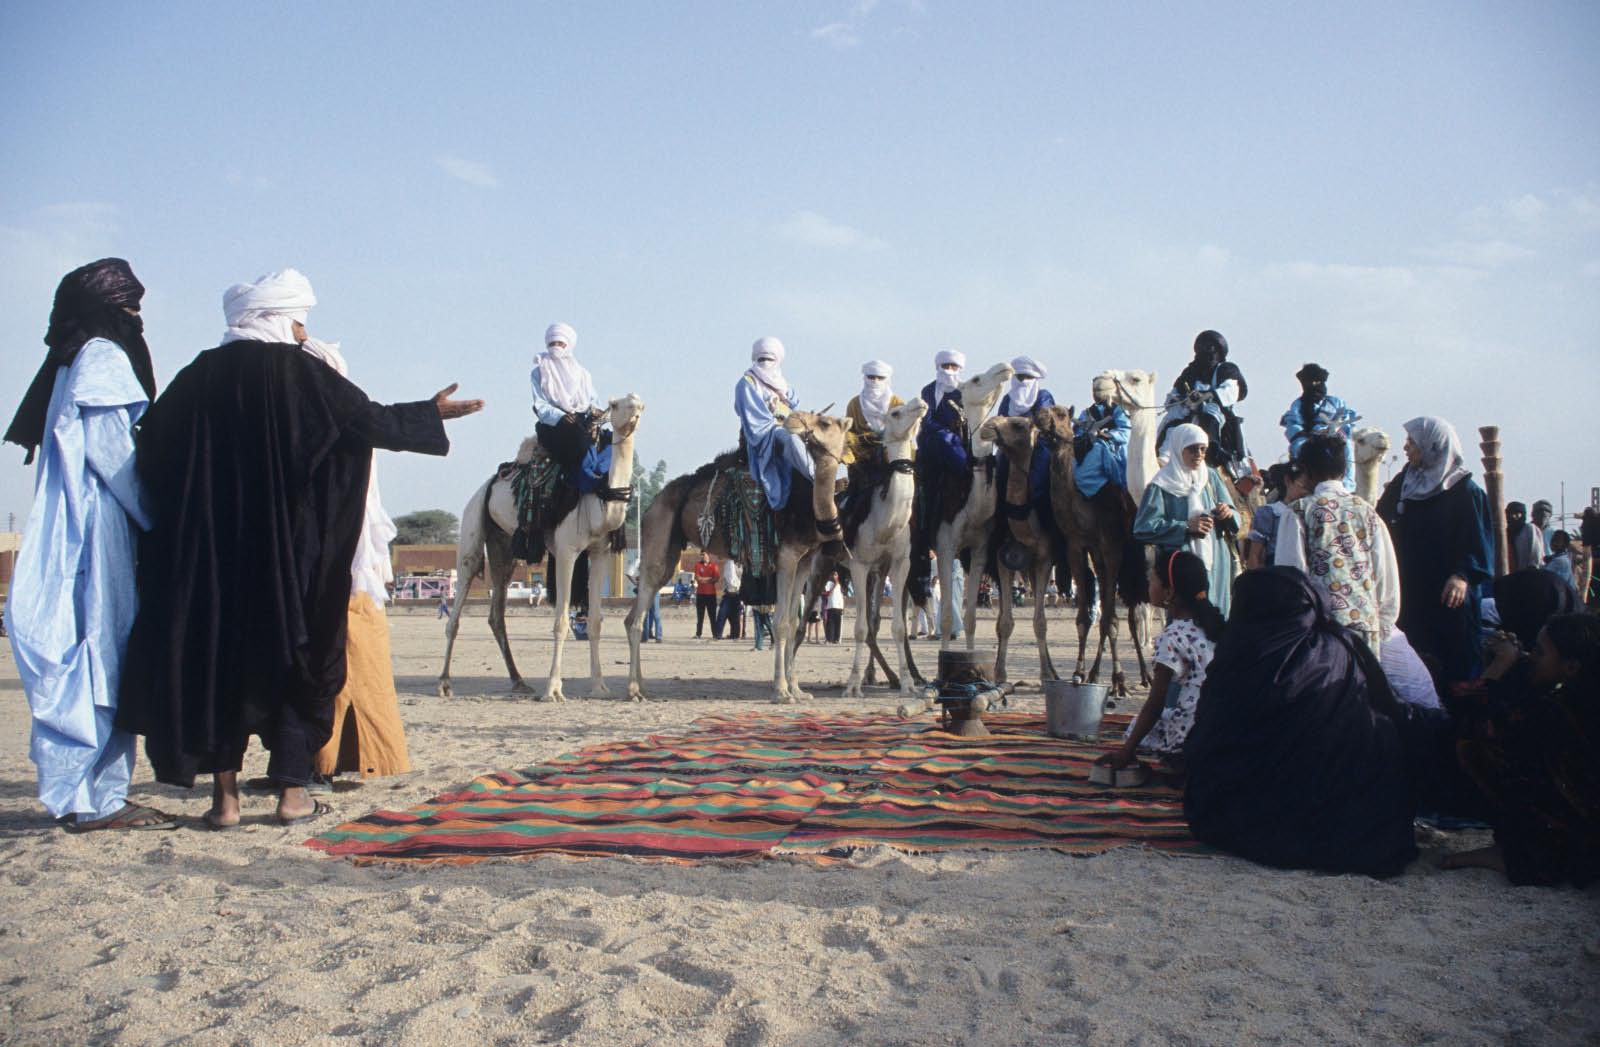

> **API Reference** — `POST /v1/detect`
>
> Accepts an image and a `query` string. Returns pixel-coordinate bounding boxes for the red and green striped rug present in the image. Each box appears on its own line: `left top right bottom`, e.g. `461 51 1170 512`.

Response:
306 711 1208 865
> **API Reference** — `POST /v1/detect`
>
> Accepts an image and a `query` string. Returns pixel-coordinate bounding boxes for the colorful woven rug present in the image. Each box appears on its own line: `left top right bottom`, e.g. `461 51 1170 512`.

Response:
307 711 1208 865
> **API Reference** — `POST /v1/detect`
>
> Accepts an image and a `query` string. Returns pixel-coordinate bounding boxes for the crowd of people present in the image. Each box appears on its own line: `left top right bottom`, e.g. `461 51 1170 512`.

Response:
5 260 1594 889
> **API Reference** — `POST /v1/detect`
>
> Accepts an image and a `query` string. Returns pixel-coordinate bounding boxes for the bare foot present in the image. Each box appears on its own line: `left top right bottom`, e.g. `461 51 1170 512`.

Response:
1440 845 1507 874
276 785 315 823
207 771 242 829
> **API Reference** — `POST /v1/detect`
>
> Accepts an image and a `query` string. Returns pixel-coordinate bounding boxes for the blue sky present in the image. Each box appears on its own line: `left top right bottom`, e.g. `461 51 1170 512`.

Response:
3 1 1597 533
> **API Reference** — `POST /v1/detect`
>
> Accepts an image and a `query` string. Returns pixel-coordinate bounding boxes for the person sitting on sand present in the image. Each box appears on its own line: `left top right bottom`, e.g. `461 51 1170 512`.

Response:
1183 566 1417 877
1097 550 1223 777
1440 614 1600 886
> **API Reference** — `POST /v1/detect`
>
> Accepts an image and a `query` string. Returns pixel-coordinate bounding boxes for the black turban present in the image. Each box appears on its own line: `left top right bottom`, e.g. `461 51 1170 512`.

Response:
1193 329 1228 361
1296 362 1329 384
5 258 156 463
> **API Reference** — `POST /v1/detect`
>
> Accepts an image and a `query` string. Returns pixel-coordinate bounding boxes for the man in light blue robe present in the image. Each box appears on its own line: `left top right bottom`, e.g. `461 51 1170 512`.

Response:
735 336 811 510
2 259 175 831
1073 374 1131 498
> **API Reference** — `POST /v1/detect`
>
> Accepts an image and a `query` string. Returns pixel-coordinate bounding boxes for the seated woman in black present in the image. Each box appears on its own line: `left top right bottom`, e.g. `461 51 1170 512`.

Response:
1441 613 1600 887
1183 566 1417 877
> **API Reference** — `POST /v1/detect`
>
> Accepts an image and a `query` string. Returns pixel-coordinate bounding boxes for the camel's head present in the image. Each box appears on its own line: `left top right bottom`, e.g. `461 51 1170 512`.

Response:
1034 404 1076 451
959 362 1015 424
1097 369 1158 411
880 396 928 443
783 410 852 464
1352 426 1391 466
978 414 1036 464
607 393 645 439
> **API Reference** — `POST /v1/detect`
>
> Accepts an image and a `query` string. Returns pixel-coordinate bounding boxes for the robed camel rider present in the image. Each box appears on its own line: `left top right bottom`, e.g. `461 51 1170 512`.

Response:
844 358 903 465
734 336 814 512
1279 362 1359 491
530 322 611 492
1073 373 1132 500
995 354 1059 539
910 349 971 599
1160 329 1251 477
116 268 483 829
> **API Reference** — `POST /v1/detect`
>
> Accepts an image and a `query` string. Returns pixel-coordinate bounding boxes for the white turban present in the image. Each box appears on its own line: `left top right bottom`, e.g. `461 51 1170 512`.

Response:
858 359 895 432
933 348 965 400
746 336 790 400
545 322 577 349
1005 355 1047 415
535 321 596 414
221 268 317 345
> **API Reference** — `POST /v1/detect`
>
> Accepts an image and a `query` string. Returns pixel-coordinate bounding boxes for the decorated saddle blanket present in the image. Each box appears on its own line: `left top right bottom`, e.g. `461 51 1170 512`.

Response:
498 449 577 564
700 460 779 580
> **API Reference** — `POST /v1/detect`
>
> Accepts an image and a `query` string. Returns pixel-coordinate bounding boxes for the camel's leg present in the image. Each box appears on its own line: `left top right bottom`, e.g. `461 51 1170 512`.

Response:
439 480 492 697
771 546 810 704
936 539 958 654
1032 550 1058 682
1094 545 1125 696
842 563 873 699
586 541 611 697
994 565 1016 684
864 568 903 691
885 553 916 696
1128 602 1153 689
785 549 819 701
963 539 986 654
484 525 530 694
1071 549 1094 683
626 493 686 702
543 547 579 702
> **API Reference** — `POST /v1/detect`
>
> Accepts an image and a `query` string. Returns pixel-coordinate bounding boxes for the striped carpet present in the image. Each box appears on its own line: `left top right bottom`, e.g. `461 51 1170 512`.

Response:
306 711 1207 865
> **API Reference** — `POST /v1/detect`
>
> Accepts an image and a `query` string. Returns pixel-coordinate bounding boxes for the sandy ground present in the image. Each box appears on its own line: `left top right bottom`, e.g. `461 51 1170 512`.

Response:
2 603 1597 1047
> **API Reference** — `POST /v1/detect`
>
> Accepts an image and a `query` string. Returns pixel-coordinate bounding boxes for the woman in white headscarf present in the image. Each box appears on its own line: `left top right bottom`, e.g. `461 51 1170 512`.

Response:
223 270 413 786
1376 415 1494 683
531 322 609 486
735 336 811 510
844 359 903 463
1132 422 1240 614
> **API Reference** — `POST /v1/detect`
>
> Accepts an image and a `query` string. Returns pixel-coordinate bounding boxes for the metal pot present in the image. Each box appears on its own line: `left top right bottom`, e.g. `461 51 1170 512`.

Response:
1044 679 1110 740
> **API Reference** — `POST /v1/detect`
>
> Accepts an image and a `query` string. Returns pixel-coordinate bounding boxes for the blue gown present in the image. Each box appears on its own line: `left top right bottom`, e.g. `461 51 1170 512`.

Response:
4 339 150 820
1073 402 1130 497
1131 469 1239 616
1280 394 1357 490
916 381 968 470
735 372 807 510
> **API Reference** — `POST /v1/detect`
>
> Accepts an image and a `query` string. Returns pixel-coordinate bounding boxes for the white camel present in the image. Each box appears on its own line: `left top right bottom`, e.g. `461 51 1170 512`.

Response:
438 394 644 700
839 397 927 698
622 410 853 704
1100 369 1161 504
1352 426 1391 505
927 362 1015 658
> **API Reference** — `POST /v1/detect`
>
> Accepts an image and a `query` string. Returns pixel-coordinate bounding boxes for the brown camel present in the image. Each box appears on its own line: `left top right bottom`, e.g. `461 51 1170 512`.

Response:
979 414 1060 684
624 410 852 703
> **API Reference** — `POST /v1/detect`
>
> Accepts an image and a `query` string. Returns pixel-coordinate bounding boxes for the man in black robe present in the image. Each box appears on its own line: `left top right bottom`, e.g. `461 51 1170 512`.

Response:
116 271 483 827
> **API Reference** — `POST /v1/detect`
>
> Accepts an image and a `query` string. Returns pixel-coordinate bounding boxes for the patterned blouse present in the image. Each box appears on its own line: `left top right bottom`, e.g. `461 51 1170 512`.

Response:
1131 618 1216 755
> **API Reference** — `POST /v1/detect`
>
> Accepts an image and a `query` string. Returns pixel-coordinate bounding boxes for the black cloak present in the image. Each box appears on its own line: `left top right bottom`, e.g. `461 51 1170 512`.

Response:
116 342 448 787
1183 567 1418 877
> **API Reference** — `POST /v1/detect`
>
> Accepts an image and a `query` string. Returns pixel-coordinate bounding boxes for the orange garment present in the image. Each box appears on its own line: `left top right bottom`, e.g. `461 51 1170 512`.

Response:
315 592 411 778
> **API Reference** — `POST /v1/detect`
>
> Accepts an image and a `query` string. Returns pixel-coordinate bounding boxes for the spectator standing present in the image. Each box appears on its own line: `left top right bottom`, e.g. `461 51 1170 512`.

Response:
693 551 720 638
823 571 845 644
715 557 743 640
1506 501 1545 572
1543 531 1575 588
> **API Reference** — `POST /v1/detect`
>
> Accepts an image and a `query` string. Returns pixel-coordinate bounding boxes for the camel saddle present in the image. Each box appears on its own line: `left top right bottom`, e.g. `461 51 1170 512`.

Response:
699 457 780 579
841 442 914 550
498 451 571 564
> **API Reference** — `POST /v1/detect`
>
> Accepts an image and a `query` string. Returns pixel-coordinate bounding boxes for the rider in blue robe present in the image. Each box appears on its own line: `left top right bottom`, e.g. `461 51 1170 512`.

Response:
1280 362 1358 491
1073 374 1131 498
994 355 1055 522
734 336 809 511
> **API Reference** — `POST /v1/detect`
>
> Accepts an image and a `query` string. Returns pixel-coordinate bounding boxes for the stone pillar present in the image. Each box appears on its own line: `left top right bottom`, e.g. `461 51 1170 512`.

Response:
1479 426 1508 577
